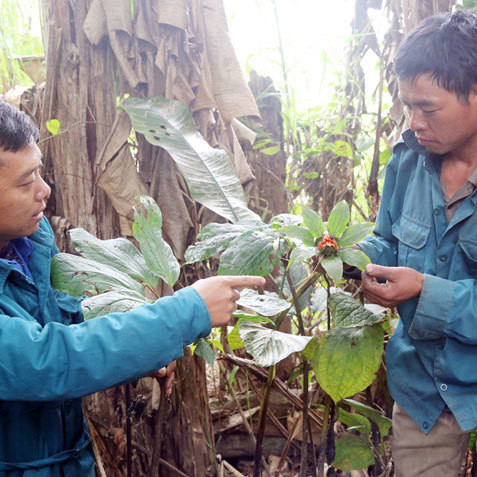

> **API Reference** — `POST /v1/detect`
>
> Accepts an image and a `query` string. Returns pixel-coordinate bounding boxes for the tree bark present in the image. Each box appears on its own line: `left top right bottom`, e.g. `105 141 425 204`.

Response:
38 0 260 475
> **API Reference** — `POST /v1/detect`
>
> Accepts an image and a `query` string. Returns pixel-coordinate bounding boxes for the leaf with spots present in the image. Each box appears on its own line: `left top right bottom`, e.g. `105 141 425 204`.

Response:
122 97 258 223
333 432 375 470
312 324 384 403
236 288 291 316
329 292 383 328
218 230 282 277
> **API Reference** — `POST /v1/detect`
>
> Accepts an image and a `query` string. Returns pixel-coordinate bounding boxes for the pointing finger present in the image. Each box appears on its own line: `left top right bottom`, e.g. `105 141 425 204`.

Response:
223 276 266 288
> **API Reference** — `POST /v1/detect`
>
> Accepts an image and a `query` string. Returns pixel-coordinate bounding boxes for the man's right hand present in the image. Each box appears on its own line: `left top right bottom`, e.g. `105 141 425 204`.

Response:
192 275 266 327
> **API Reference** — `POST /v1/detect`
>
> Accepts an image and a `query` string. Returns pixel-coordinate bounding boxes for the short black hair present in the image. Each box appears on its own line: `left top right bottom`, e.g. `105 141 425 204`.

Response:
0 100 39 152
395 10 477 101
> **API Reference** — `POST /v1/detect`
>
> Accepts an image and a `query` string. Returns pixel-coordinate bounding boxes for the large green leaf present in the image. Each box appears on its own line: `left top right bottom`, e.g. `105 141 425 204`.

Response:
227 323 245 350
194 338 216 366
269 213 303 229
336 406 373 434
278 225 315 246
122 97 258 223
339 222 374 248
329 292 383 328
69 228 158 288
333 432 375 470
51 254 145 297
236 288 291 316
321 256 343 284
313 324 384 403
337 248 370 271
342 399 392 437
327 200 350 238
239 321 312 367
282 261 311 312
218 231 280 276
289 245 316 267
302 206 324 239
133 196 180 288
185 221 261 264
82 289 150 320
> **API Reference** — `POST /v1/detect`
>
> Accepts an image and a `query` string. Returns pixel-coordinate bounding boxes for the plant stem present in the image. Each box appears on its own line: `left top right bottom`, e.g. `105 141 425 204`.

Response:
275 271 320 329
125 383 132 477
253 365 276 477
317 397 333 477
324 275 332 330
285 268 316 477
150 378 168 475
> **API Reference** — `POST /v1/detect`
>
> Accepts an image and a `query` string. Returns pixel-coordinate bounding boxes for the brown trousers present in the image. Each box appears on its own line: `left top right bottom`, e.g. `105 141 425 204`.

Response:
392 403 470 477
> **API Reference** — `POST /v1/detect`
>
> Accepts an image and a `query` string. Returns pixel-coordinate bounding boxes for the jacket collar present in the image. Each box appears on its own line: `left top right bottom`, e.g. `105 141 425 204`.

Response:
402 129 443 174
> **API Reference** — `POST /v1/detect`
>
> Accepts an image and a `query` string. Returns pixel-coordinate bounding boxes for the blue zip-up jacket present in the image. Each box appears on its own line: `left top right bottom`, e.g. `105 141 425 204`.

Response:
0 218 211 475
359 130 477 434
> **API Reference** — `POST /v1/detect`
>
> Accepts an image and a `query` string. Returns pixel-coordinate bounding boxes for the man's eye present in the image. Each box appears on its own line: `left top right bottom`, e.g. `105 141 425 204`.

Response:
422 109 437 114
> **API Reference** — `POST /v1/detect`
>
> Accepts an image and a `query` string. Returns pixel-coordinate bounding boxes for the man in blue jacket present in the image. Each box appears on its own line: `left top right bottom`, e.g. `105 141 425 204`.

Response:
0 99 265 476
358 10 477 477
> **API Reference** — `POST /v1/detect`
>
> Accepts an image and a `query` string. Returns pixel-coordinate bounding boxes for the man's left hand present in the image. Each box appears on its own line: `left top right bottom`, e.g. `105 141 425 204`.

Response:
155 360 177 396
361 264 424 308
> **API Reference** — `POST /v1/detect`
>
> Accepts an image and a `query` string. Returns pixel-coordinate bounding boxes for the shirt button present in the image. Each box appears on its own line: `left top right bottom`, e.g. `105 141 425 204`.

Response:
433 208 441 216
440 384 448 392
422 421 429 430
439 255 448 262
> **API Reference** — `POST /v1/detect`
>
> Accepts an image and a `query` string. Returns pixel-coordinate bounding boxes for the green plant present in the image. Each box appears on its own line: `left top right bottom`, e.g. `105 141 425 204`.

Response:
52 95 392 475
185 200 390 476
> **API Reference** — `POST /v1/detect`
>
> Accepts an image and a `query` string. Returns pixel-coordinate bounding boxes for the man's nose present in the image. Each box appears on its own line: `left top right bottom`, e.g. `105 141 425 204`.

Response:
409 109 426 131
35 175 51 201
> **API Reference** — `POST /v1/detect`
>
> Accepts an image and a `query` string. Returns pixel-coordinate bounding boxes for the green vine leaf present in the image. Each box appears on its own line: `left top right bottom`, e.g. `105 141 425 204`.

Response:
46 119 60 135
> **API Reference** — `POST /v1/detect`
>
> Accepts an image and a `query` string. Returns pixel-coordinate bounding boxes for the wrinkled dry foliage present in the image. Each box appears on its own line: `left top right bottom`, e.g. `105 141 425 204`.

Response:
35 0 281 475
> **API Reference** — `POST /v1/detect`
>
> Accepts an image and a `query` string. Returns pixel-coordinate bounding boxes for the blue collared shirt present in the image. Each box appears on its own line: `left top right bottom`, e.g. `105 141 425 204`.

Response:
359 130 477 433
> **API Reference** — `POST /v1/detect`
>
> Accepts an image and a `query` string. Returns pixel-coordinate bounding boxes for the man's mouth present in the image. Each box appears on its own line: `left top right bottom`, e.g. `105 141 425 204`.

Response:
416 136 435 145
32 209 44 220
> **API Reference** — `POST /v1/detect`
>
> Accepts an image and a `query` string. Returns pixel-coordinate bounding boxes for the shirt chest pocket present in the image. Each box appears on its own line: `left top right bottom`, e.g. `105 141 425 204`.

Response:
458 239 477 274
391 214 431 272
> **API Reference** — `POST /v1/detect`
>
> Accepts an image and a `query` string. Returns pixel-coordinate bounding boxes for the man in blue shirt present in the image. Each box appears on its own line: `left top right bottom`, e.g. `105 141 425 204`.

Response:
0 99 265 475
358 10 477 476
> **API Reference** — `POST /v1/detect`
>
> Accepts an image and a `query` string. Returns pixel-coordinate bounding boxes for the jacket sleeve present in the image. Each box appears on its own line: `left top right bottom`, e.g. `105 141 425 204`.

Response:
408 275 477 344
357 152 400 267
0 286 211 401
